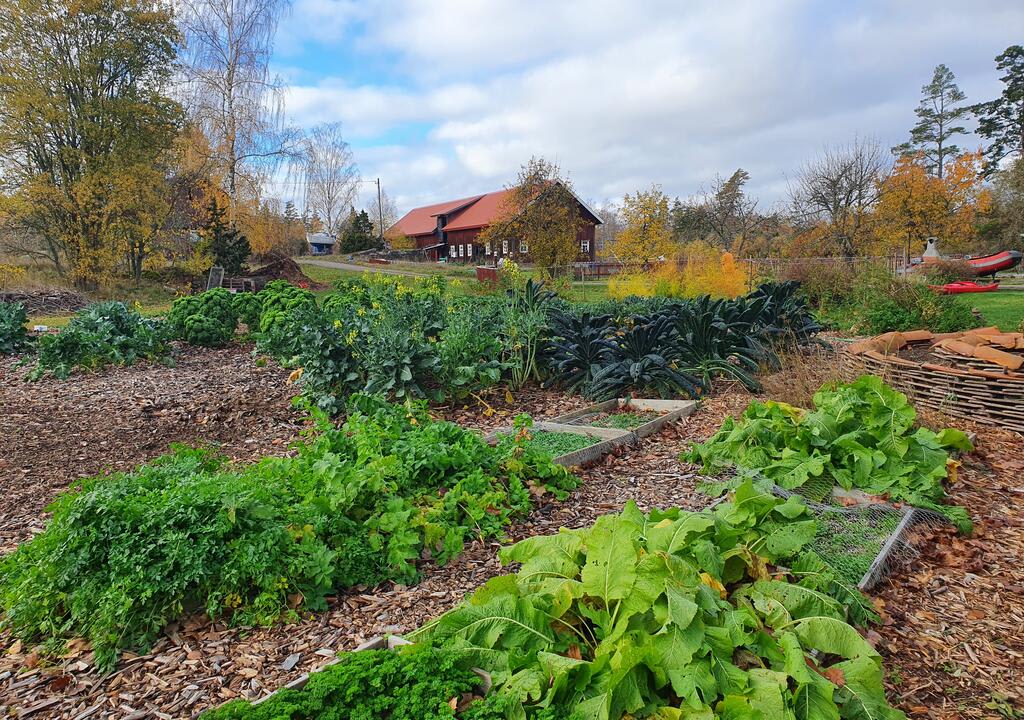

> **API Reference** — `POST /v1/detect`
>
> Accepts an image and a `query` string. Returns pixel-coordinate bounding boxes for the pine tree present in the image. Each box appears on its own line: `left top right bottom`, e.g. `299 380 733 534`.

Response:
973 45 1024 174
284 200 299 223
894 64 968 178
202 199 251 274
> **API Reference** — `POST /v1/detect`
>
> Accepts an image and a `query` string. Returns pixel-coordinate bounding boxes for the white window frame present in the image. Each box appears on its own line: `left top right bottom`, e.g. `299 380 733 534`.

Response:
581 240 590 253
449 245 456 258
519 240 528 253
467 244 473 258
502 240 509 254
485 243 491 255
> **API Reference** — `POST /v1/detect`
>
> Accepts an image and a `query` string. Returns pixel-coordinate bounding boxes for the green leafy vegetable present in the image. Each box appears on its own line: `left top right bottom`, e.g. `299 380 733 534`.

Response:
415 488 904 719
686 375 972 531
0 397 576 670
28 301 170 379
0 300 30 355
201 646 490 720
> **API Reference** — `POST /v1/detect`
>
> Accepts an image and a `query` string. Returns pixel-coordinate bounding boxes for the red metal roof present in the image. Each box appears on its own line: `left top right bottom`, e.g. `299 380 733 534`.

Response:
388 194 483 237
442 189 515 232
388 183 602 239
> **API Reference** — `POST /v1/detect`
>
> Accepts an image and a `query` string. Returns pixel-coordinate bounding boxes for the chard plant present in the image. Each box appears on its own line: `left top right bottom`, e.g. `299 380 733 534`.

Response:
415 482 905 719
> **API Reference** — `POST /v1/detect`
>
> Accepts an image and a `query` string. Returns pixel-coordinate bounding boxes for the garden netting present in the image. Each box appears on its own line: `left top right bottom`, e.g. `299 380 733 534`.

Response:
699 465 950 591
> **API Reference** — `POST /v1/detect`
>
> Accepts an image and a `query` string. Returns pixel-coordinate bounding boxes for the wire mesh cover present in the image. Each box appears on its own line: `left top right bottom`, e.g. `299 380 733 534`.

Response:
699 466 949 591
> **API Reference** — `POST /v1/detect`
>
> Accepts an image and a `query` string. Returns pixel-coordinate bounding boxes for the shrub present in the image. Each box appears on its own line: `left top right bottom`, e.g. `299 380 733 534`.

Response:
921 258 975 285
167 288 239 347
776 258 863 309
854 278 976 334
608 243 747 300
28 301 170 379
0 301 30 355
0 398 576 669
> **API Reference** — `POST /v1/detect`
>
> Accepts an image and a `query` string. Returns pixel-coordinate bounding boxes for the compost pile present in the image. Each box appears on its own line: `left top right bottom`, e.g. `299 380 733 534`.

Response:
244 256 328 290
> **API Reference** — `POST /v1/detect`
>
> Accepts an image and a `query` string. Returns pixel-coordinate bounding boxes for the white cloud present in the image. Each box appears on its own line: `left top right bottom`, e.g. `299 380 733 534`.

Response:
278 0 1024 213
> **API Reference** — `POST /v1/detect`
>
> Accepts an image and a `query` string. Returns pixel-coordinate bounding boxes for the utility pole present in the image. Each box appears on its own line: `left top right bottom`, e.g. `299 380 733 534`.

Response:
376 178 384 247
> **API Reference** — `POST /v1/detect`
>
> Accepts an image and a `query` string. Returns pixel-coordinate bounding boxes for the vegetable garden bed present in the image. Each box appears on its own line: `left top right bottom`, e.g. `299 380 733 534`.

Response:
485 421 634 467
550 397 697 438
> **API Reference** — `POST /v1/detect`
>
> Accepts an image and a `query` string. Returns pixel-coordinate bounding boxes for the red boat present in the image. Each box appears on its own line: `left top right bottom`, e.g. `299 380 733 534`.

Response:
967 250 1022 276
929 280 1001 295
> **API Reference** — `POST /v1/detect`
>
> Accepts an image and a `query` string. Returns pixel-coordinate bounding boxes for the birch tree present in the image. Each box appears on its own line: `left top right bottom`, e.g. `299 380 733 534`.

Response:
178 0 300 219
301 123 359 236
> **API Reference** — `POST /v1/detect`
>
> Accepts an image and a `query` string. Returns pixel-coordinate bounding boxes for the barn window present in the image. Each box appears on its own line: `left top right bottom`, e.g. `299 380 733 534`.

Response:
502 240 508 254
467 244 473 257
519 240 528 253
581 240 590 253
459 244 465 257
485 243 491 255
449 246 456 258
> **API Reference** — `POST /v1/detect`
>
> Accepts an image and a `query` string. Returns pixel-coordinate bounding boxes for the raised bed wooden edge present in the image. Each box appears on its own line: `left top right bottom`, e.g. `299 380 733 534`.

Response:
550 397 698 439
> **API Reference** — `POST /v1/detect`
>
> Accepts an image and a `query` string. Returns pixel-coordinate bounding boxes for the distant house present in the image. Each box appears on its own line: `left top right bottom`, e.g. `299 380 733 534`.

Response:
307 232 336 256
387 185 602 263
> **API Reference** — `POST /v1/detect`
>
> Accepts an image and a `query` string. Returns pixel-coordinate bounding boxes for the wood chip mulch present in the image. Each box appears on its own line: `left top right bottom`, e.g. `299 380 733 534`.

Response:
0 345 306 553
871 419 1024 718
3 353 1024 719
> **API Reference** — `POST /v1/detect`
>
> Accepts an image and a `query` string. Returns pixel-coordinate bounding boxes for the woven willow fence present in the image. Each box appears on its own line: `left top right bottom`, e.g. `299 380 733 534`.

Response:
841 328 1024 433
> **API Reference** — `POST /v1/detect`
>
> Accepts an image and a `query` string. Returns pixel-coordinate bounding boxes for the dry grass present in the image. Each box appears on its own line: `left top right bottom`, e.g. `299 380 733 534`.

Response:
759 342 847 407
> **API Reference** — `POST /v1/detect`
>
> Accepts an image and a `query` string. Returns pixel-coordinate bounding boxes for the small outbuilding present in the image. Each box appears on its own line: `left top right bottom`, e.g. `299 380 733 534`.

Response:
307 232 336 256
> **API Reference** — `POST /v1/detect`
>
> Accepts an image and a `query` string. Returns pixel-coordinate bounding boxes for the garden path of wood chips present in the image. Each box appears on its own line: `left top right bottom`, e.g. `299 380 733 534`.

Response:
1 356 1022 718
0 345 305 553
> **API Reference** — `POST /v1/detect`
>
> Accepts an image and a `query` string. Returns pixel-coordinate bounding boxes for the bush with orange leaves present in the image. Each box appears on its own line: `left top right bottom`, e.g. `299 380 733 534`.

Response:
608 242 748 300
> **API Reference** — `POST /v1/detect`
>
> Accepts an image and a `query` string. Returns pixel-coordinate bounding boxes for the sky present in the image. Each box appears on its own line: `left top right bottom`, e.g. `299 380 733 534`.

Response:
271 0 1024 216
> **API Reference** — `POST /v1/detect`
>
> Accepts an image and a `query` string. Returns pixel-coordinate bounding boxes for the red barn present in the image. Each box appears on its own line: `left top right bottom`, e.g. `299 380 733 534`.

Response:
388 185 601 264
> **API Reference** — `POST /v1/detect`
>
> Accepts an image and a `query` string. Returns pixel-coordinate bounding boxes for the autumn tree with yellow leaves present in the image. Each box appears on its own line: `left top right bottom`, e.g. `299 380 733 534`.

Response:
478 157 582 277
871 151 991 257
608 185 675 263
0 0 182 289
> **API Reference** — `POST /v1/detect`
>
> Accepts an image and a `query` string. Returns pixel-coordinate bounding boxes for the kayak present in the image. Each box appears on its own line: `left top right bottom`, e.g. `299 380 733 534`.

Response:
967 250 1022 275
929 280 1001 294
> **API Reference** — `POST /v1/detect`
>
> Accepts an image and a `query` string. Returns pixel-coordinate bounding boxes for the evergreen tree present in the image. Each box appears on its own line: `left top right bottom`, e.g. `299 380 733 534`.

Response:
202 199 250 274
894 64 968 178
284 200 299 223
973 45 1024 173
982 157 1024 251
339 208 377 253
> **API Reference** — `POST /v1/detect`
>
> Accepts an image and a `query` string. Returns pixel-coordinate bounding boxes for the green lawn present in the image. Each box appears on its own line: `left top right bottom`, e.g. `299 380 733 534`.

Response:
956 290 1024 332
299 262 368 286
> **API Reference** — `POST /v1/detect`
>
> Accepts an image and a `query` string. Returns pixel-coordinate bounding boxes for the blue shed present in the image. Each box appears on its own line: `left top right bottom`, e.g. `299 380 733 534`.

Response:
307 232 336 256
